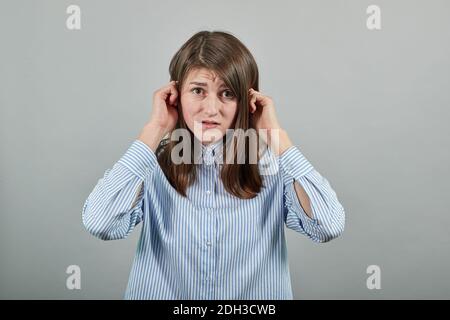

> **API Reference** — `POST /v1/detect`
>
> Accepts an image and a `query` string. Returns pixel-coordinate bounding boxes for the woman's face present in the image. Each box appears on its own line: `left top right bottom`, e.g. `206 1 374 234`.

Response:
180 68 238 145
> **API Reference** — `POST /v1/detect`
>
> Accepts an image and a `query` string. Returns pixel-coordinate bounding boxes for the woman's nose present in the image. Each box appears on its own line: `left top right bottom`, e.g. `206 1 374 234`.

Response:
203 96 220 114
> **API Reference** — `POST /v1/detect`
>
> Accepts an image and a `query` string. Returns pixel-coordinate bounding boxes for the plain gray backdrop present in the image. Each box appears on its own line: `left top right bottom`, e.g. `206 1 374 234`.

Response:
1 0 449 299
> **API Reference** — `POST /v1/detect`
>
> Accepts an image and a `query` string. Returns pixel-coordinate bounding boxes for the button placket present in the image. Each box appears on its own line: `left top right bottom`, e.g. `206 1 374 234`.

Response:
204 209 215 283
203 148 215 166
200 145 219 284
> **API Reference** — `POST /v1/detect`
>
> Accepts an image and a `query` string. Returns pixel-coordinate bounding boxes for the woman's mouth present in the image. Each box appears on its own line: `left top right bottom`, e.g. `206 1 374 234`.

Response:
201 120 220 129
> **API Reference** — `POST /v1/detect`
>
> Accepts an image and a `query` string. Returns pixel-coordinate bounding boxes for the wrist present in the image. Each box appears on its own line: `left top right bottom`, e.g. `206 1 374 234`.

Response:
138 122 168 152
268 128 293 156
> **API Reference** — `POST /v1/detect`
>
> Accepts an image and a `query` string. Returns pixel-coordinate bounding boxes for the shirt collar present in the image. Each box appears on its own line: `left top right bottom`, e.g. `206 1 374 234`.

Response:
194 134 233 166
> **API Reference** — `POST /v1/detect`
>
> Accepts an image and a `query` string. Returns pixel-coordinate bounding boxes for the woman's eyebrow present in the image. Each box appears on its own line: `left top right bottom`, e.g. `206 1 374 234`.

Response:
189 81 228 88
189 81 207 86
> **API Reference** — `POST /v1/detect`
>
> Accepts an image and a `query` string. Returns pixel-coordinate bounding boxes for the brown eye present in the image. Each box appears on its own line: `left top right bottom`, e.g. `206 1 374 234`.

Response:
191 87 203 95
223 90 235 99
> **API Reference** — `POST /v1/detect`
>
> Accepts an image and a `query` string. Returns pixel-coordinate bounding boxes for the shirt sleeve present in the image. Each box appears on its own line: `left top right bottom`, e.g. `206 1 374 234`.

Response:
81 139 158 241
279 145 346 243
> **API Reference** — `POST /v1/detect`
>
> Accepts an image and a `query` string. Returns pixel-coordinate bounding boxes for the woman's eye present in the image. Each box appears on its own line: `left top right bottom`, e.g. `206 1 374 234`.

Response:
191 87 235 99
223 90 235 99
192 87 203 95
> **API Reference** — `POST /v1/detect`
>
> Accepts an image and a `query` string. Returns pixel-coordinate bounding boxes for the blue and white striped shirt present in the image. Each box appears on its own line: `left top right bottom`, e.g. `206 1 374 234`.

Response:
82 137 345 299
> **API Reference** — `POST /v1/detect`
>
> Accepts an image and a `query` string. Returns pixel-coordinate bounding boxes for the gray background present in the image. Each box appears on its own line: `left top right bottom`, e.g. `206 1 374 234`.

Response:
1 0 449 299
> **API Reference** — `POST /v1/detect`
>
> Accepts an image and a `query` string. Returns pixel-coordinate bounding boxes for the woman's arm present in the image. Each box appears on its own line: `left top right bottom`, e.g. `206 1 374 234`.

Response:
82 80 177 240
82 135 161 241
137 122 168 152
272 129 314 218
273 130 346 243
247 88 345 242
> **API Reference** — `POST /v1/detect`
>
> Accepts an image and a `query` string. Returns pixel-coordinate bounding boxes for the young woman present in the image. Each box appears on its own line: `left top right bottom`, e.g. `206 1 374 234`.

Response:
82 30 345 300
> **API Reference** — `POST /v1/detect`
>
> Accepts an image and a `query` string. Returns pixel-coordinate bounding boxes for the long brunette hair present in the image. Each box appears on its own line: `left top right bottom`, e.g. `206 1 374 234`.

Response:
156 30 264 199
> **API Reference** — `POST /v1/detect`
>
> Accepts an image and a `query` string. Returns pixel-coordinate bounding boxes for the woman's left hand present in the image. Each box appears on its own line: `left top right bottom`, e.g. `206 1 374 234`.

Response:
248 88 282 131
249 88 293 155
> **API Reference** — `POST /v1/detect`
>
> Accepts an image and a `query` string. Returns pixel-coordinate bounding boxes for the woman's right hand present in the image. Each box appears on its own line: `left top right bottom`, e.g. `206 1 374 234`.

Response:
138 80 179 151
147 80 179 134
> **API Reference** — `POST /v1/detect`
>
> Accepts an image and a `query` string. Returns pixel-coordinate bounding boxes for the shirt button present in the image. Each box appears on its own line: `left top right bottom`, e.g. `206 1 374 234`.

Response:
206 190 211 195
206 241 212 246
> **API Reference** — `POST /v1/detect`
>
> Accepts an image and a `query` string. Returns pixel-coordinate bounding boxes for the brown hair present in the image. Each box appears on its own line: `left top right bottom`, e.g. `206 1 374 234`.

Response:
156 30 265 199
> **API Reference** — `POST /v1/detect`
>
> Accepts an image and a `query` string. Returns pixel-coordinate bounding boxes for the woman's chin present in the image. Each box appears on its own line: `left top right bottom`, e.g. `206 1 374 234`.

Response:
201 134 222 145
192 128 223 145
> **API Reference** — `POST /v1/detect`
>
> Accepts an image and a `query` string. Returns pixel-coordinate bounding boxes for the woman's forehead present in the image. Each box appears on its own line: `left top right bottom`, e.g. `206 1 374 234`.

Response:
186 68 224 85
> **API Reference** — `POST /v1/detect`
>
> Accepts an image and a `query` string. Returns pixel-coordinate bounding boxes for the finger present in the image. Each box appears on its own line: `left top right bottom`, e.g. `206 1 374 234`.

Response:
248 92 254 113
249 98 256 114
250 90 270 110
251 95 257 113
249 93 258 113
169 81 179 106
160 81 178 106
248 89 257 113
159 82 174 99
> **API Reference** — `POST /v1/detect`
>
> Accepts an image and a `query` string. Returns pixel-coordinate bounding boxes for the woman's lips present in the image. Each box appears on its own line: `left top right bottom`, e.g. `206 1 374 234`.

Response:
202 121 219 129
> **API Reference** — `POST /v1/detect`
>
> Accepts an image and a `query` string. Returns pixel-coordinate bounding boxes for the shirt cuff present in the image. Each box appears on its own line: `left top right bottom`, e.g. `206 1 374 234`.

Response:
117 139 159 180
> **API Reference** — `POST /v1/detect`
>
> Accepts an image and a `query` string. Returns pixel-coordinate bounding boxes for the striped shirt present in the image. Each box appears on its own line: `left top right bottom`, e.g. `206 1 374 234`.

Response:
82 137 345 299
